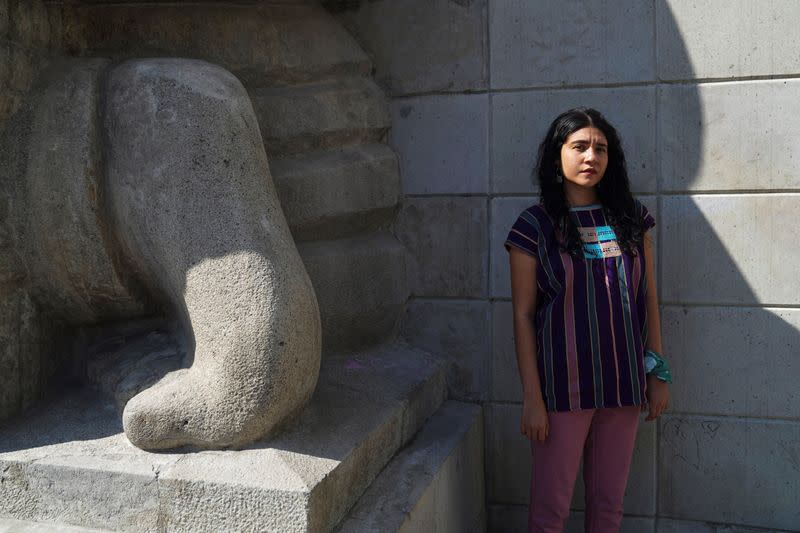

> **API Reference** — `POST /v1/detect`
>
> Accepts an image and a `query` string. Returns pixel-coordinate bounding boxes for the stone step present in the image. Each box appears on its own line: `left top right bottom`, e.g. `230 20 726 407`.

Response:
298 232 406 353
0 342 449 533
336 401 486 533
272 143 400 242
0 518 111 533
252 77 390 158
57 2 371 87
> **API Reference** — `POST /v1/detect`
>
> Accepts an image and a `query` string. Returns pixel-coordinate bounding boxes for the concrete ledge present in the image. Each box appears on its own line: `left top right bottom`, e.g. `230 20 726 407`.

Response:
0 518 110 533
337 401 485 533
0 343 448 532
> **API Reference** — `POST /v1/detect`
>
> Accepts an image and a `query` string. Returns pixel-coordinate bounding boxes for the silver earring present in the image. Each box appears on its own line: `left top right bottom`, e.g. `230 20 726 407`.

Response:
556 169 563 183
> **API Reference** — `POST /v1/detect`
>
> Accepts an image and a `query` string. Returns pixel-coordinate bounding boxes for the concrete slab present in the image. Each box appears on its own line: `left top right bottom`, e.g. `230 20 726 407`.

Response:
488 505 653 533
251 77 390 158
271 143 400 242
660 80 800 192
337 0 487 95
657 0 800 80
401 299 491 401
394 197 488 298
663 305 800 418
490 301 520 403
0 343 448 533
489 0 654 89
659 415 800 530
0 518 111 533
337 401 485 533
657 518 799 533
298 232 406 353
389 94 489 195
491 87 657 194
661 194 800 305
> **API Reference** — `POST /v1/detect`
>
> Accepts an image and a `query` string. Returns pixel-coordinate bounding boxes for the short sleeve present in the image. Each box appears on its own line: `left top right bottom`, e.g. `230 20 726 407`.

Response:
505 208 540 258
636 199 656 231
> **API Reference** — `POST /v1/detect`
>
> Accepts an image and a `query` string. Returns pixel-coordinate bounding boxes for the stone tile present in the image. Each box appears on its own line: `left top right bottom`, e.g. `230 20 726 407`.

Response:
571 418 657 516
8 45 34 92
394 196 488 298
490 196 537 298
401 299 491 401
337 0 486 95
489 0 654 89
485 403 530 504
0 0 8 39
660 194 800 305
488 505 654 532
491 196 657 299
566 513 654 533
491 87 657 194
9 0 48 49
660 80 800 192
657 518 798 533
659 415 800 530
663 306 800 419
490 301 521 403
658 0 800 80
390 94 489 194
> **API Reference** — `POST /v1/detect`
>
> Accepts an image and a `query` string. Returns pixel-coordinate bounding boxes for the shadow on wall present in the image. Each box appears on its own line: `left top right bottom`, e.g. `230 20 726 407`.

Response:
653 1 799 528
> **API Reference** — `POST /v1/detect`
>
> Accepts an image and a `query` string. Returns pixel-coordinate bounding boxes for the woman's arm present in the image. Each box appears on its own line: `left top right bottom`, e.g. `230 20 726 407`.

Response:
643 231 670 420
509 248 549 441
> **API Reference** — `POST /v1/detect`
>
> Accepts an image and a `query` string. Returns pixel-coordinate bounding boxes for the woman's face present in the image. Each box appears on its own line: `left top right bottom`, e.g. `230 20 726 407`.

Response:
558 126 608 191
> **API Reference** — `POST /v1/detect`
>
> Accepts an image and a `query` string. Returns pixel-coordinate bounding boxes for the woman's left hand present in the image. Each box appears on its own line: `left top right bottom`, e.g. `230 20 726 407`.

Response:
643 375 670 421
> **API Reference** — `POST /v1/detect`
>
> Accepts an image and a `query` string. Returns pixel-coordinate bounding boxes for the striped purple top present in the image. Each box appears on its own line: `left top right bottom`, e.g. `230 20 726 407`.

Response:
505 201 656 412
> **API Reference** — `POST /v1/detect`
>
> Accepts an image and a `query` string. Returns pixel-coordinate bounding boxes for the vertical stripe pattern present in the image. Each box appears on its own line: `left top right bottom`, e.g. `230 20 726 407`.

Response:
504 201 655 412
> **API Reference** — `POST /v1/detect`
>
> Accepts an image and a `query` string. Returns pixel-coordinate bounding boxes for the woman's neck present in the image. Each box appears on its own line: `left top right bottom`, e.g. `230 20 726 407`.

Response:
564 184 599 208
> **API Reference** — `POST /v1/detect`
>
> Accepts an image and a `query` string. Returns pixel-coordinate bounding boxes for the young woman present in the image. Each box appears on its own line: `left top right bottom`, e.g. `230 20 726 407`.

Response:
505 108 671 533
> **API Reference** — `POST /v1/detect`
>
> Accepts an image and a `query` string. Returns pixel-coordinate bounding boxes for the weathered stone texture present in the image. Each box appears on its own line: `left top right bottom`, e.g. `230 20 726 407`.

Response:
9 0 49 49
489 0 654 89
658 0 800 80
338 402 485 533
394 196 488 298
663 306 800 418
389 94 489 195
491 87 657 194
102 58 321 451
57 2 370 87
298 232 405 353
661 195 800 305
401 299 490 401
337 0 487 95
659 416 800 530
271 143 400 242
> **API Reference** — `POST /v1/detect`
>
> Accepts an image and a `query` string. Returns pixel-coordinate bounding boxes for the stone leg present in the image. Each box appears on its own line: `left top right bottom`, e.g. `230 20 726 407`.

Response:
103 59 321 450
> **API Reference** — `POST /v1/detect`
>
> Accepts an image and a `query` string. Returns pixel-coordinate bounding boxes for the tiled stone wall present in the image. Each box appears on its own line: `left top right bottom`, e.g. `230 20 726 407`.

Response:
340 1 800 531
0 0 53 122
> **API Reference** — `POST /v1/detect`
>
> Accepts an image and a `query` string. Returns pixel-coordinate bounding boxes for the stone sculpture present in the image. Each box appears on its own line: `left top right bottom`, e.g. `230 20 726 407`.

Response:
0 58 322 451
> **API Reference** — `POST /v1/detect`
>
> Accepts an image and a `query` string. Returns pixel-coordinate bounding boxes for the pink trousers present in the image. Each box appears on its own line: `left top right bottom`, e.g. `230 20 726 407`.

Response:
528 405 640 533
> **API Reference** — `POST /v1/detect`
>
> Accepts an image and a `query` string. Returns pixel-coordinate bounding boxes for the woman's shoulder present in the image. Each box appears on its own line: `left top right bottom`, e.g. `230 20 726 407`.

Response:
516 202 552 224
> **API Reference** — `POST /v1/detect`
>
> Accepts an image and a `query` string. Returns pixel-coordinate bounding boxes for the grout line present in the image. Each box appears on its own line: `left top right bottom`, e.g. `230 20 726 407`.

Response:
653 0 662 520
387 73 800 100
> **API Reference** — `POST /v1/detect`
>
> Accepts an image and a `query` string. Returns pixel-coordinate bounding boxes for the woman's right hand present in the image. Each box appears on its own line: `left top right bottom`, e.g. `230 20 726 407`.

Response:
520 397 549 442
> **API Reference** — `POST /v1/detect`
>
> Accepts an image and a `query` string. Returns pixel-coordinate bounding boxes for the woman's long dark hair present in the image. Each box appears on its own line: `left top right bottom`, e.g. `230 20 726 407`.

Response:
536 107 645 256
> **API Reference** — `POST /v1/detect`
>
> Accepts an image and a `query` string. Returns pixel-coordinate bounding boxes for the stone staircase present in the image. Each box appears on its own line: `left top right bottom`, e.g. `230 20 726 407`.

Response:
0 2 485 531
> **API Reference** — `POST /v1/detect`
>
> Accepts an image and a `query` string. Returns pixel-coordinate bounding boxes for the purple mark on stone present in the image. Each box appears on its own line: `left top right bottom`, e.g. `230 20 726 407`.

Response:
345 360 365 370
